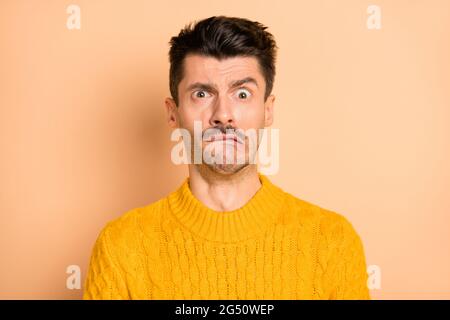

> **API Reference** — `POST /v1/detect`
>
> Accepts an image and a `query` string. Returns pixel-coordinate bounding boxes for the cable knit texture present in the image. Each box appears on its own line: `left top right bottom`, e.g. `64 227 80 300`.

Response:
83 174 370 300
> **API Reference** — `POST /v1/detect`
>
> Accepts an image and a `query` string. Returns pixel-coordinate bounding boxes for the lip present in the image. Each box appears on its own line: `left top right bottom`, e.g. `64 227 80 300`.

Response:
205 134 243 144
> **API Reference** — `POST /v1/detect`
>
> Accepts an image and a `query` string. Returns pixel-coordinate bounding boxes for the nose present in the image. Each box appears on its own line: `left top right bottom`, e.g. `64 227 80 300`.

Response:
209 96 235 128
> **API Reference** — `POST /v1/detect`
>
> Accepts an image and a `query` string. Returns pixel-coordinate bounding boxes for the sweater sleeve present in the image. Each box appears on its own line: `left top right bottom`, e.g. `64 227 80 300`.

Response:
83 225 129 299
328 216 371 300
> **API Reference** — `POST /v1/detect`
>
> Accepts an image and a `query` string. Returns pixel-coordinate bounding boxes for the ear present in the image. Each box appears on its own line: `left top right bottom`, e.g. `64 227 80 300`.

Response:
165 97 179 128
264 94 275 127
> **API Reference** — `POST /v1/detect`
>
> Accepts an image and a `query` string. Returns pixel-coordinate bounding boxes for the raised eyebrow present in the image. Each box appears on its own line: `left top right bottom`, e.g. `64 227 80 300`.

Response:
229 77 259 89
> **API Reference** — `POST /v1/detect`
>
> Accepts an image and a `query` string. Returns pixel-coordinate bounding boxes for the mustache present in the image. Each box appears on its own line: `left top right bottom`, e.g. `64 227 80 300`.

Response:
202 125 246 141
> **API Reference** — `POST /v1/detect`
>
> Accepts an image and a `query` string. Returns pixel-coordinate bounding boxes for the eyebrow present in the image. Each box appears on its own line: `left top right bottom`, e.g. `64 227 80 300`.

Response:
186 77 259 93
230 77 259 89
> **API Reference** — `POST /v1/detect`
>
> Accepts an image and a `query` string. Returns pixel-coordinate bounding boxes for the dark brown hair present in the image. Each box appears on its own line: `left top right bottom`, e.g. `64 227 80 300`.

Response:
168 16 278 105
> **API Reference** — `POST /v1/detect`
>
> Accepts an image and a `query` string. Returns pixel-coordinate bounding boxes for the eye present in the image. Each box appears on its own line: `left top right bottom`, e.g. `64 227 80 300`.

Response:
236 88 251 99
192 90 211 99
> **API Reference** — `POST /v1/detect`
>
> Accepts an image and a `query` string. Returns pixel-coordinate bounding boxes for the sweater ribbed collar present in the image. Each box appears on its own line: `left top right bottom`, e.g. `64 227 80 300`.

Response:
167 173 286 243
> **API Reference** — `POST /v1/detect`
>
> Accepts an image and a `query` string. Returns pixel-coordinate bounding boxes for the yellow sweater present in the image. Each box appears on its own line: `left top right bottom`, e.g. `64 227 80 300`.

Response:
83 174 370 300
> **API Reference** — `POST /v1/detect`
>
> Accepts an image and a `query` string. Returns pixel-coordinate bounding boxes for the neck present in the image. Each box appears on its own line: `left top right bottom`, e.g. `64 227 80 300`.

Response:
167 169 287 242
188 164 261 212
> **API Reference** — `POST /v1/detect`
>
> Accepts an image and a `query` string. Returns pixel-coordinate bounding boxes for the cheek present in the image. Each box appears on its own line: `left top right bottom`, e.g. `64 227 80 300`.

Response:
235 103 266 127
178 106 210 131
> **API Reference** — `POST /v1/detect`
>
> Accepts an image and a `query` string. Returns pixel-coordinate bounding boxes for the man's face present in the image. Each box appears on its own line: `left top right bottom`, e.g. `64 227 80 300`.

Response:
166 54 275 175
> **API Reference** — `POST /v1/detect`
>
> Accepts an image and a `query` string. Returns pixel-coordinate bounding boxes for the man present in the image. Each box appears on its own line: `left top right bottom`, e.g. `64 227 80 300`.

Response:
83 16 370 300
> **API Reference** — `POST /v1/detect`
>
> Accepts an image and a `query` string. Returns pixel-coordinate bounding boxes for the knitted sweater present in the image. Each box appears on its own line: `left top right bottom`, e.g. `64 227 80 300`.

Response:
83 174 370 300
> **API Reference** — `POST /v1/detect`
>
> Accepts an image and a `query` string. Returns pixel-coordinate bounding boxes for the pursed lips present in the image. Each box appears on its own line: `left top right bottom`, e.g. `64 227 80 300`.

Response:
205 133 243 144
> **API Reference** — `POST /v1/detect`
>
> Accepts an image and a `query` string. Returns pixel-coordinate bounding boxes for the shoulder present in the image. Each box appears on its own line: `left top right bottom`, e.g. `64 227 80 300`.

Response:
96 197 169 249
282 191 361 242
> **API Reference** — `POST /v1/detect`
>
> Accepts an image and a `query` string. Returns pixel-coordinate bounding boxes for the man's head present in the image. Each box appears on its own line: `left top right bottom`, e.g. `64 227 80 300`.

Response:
165 16 278 175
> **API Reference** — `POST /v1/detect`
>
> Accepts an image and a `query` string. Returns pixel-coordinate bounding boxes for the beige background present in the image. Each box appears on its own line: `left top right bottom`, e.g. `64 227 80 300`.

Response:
1 0 449 299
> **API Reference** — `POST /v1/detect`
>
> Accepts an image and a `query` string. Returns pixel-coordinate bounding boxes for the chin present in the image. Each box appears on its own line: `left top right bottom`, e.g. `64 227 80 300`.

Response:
208 163 248 175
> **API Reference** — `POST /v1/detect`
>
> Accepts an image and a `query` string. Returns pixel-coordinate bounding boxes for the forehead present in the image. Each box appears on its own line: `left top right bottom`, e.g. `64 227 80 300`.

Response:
180 54 264 87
